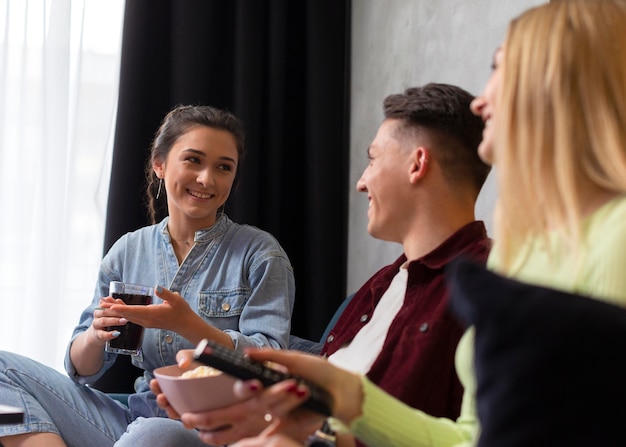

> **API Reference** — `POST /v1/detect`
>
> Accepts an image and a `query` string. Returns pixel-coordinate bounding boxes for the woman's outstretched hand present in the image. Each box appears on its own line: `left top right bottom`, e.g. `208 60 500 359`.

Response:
109 286 194 334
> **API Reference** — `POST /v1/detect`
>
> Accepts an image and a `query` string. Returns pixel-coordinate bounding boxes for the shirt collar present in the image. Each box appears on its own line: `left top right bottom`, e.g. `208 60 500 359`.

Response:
405 221 489 271
159 214 231 244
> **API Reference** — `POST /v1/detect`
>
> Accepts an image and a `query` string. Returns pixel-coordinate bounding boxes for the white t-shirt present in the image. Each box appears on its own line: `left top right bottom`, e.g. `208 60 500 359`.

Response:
328 267 408 374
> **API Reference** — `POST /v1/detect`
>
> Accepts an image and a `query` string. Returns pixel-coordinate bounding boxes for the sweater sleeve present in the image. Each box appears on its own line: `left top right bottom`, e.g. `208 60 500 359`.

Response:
349 376 476 447
583 198 626 306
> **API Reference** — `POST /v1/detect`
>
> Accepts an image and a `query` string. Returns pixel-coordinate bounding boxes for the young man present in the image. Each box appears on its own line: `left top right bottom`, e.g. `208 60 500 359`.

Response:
322 83 489 416
307 83 490 447
151 83 491 447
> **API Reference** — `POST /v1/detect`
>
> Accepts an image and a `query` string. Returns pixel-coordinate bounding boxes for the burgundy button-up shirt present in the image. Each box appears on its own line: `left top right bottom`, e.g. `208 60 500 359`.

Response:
322 221 490 440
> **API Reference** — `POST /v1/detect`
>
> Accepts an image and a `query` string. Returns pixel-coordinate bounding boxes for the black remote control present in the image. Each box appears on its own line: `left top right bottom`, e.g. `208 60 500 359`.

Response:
193 338 334 416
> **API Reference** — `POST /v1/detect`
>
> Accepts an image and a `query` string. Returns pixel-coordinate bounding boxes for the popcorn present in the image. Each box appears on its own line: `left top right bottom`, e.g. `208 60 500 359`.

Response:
180 365 222 378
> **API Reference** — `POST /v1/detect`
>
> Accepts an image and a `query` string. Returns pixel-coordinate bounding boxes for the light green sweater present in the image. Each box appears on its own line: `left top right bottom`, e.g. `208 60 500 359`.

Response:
349 195 626 447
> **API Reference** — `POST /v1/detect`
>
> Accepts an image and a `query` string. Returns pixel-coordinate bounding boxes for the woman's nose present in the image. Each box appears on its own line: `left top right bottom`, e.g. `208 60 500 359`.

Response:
470 95 486 117
197 169 213 186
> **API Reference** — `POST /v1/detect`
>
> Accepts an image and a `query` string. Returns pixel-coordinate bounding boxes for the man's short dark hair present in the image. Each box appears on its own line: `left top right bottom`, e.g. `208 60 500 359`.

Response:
383 83 490 196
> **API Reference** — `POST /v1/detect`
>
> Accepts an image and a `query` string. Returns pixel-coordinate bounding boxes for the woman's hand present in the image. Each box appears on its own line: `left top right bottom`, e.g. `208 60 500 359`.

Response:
230 432 304 447
149 350 200 420
70 296 128 376
109 286 194 334
150 350 207 419
177 378 318 446
150 378 182 420
110 288 233 347
173 348 364 445
240 348 364 426
152 349 312 445
90 297 127 345
150 349 233 424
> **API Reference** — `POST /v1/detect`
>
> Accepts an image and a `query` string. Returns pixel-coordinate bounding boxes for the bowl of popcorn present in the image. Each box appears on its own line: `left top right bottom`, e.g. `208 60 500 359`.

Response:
153 364 240 414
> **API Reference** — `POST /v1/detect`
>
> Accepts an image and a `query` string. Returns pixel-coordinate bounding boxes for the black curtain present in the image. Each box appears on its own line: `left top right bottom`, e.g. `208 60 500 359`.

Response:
103 0 350 382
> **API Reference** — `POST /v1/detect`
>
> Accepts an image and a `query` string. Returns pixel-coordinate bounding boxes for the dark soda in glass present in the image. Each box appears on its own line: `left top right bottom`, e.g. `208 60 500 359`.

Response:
105 282 153 355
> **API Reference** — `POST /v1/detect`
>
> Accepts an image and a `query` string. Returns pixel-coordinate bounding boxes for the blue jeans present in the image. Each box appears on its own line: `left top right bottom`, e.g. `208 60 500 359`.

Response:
0 351 208 447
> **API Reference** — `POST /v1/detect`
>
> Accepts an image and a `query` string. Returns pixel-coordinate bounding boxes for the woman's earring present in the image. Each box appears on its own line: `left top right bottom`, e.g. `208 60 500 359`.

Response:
156 178 163 200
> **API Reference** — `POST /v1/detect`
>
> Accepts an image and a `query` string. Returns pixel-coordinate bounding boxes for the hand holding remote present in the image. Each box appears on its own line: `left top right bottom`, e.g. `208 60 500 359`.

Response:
193 339 334 416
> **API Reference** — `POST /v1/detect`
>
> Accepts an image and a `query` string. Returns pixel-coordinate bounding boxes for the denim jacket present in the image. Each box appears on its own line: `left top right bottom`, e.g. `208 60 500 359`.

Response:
64 215 295 417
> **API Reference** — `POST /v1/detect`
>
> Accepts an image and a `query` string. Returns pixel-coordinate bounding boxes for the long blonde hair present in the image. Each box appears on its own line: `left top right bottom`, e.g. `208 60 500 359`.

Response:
494 0 626 270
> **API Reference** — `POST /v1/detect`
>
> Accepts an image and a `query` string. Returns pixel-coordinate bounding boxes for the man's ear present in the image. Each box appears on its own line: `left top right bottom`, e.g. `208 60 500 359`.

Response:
409 146 430 184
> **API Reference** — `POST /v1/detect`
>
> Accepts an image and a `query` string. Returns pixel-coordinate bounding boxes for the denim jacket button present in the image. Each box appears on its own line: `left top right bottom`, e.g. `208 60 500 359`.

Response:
221 303 231 311
164 334 173 344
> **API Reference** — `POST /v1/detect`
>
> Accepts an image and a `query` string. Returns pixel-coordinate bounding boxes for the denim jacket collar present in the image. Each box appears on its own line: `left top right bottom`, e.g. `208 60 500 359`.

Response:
159 214 231 245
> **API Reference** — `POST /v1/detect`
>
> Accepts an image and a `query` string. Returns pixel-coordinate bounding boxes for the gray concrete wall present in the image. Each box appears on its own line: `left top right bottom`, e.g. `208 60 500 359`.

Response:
347 0 546 293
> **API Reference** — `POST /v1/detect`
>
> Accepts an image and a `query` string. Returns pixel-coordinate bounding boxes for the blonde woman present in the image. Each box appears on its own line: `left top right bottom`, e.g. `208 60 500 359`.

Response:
194 2 626 446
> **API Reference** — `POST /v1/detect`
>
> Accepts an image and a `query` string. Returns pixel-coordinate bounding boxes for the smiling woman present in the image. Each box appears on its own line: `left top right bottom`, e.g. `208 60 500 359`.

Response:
153 126 240 261
0 0 125 372
0 104 296 447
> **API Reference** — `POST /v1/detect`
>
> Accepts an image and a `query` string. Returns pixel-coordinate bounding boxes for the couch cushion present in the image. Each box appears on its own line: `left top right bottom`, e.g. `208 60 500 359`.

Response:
447 259 626 447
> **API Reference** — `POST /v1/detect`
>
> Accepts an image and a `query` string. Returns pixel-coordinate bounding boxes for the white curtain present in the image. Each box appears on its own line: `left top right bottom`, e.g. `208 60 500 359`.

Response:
0 0 125 372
